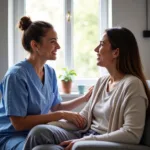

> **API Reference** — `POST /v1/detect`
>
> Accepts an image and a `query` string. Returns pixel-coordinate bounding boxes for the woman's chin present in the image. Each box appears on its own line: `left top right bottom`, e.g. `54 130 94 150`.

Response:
97 62 105 67
48 55 57 60
96 62 101 66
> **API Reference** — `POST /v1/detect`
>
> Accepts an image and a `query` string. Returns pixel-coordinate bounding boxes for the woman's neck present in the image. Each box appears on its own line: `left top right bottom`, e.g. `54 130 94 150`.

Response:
107 71 125 92
27 55 46 75
107 67 125 83
109 73 125 84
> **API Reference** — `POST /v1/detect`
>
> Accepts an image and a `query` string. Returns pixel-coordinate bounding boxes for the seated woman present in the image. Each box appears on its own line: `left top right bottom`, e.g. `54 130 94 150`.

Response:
23 27 150 150
0 16 93 150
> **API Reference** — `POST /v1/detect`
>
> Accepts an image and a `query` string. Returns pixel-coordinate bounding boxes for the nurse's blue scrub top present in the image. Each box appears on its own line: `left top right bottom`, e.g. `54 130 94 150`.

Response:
0 60 62 145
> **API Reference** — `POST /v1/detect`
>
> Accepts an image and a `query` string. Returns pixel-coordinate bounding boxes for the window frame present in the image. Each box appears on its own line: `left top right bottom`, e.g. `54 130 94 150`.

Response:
8 0 25 67
8 0 110 92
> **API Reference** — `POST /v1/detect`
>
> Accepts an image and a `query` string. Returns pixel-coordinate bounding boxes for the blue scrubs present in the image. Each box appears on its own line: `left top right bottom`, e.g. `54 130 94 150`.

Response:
0 60 62 149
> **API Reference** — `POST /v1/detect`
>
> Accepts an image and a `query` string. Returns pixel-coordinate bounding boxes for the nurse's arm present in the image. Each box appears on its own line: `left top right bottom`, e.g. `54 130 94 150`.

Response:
52 87 93 111
9 110 85 131
9 112 64 131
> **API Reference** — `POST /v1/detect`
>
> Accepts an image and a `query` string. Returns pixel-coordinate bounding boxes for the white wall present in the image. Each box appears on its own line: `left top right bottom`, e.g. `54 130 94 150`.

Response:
111 0 150 79
0 0 8 80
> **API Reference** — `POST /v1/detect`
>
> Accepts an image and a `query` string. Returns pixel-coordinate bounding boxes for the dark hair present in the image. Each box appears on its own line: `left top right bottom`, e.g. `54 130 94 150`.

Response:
18 16 53 52
106 27 150 114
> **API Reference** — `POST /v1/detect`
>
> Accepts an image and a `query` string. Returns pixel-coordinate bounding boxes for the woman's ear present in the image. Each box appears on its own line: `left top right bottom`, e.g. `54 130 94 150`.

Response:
112 48 119 58
30 40 39 53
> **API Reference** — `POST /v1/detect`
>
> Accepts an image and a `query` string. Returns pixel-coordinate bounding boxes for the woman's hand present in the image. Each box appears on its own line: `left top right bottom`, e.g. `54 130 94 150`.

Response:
60 139 84 150
82 86 94 102
62 111 86 128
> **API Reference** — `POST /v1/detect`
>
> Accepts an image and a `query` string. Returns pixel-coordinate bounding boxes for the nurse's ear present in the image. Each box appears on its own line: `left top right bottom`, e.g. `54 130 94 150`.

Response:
30 40 40 53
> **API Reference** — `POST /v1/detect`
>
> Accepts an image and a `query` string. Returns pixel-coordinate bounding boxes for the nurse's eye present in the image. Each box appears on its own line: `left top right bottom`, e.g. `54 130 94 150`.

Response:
50 41 56 44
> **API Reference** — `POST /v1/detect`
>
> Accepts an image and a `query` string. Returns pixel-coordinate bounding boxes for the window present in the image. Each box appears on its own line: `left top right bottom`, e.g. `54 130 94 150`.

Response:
9 0 110 91
25 0 100 78
26 0 65 71
73 0 100 78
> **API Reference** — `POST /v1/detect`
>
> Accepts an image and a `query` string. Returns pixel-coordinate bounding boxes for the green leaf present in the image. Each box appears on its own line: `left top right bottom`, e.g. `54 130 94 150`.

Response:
59 68 77 81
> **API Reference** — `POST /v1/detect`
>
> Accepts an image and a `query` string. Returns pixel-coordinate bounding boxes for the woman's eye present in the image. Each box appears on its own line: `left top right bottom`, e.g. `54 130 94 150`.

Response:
50 41 55 43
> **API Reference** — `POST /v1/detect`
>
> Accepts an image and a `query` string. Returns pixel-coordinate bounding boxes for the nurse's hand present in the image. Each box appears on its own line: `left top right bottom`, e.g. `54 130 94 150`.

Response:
61 111 86 129
81 86 94 102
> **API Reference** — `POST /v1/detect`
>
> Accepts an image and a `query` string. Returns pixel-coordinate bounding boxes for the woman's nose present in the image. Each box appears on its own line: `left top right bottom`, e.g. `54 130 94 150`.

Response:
56 42 61 49
94 46 99 52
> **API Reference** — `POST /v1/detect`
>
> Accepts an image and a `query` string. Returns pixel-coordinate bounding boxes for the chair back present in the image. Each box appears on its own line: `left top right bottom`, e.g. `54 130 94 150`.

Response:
140 80 150 146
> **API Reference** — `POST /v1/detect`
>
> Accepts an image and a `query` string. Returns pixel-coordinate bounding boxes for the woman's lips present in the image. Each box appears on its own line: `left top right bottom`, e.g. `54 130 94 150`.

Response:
52 51 56 55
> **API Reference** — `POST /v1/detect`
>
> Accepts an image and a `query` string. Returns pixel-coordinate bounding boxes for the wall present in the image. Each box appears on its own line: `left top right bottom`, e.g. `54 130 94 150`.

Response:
0 0 8 80
111 0 150 79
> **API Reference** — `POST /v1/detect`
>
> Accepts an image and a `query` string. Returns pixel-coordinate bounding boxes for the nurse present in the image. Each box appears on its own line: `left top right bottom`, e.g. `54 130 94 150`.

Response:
0 16 92 150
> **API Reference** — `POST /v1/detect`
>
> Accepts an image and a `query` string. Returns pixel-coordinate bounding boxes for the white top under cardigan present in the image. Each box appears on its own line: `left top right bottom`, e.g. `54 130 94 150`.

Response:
49 75 148 144
90 80 115 134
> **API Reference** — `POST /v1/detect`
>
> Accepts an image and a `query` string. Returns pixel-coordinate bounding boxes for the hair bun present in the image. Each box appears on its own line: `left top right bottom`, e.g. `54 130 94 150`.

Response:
18 16 32 31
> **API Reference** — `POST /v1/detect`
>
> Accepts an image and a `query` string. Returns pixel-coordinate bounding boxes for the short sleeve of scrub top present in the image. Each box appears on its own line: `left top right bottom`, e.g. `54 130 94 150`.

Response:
2 73 28 117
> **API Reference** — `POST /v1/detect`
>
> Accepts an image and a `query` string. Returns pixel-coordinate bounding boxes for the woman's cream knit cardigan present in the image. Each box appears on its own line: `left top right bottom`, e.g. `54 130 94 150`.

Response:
50 75 148 144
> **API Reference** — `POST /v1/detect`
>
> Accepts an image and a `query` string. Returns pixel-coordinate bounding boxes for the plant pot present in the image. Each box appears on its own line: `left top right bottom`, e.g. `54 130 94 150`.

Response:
61 80 72 94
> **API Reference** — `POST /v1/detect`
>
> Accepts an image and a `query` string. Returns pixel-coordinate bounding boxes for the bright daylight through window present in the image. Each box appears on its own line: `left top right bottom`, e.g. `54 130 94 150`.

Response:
26 0 101 79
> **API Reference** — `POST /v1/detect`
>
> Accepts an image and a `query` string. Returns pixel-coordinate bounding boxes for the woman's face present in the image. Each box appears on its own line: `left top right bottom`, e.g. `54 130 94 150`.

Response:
36 28 60 60
94 33 118 68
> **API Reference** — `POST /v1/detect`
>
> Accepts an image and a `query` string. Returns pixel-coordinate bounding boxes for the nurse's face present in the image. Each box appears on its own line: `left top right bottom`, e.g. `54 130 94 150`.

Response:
36 28 60 60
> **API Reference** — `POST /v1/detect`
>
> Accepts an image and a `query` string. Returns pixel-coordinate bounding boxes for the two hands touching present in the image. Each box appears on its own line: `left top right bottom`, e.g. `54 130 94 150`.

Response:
58 87 94 150
49 86 94 149
61 86 94 128
58 112 86 150
61 111 86 129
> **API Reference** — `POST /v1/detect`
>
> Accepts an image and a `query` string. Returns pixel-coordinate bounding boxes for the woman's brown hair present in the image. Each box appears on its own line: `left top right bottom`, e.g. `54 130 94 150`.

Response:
106 27 150 115
18 16 53 52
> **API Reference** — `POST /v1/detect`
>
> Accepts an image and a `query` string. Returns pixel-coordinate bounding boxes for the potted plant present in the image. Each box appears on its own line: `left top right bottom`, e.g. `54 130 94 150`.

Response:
59 68 77 94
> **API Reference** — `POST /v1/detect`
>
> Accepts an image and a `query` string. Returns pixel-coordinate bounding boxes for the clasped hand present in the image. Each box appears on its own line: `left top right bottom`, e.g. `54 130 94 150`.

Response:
62 111 86 129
